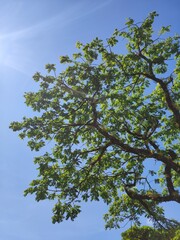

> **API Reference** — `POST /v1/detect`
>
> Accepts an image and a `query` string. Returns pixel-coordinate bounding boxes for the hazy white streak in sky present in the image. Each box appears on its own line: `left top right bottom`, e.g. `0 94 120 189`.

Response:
0 0 111 75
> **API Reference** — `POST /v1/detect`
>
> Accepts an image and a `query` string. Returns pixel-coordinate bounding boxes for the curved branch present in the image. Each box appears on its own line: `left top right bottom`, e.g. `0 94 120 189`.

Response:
93 123 180 173
164 164 177 196
137 51 180 128
124 187 167 229
124 187 180 204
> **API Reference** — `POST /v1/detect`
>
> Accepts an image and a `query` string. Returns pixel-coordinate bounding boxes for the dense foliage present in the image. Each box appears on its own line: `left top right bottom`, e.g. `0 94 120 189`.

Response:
10 12 180 229
121 225 180 240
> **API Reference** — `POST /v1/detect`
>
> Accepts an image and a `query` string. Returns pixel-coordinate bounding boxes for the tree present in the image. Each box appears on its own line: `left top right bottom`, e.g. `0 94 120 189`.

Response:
172 229 180 240
121 225 163 240
10 12 180 229
121 225 180 240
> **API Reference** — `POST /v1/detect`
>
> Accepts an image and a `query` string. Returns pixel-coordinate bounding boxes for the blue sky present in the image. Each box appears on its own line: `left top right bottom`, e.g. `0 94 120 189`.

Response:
0 0 180 239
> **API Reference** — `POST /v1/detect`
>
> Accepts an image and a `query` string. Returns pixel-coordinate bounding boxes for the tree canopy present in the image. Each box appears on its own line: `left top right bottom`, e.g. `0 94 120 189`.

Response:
121 225 180 240
10 12 180 229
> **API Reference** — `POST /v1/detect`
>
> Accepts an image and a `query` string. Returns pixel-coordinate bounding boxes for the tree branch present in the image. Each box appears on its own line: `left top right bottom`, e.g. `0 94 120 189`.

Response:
164 164 177 196
125 187 180 203
93 123 180 173
137 51 180 128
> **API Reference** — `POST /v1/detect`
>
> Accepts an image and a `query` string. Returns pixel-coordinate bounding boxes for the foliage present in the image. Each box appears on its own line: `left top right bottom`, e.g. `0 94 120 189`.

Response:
121 225 158 240
121 225 180 240
10 12 180 228
172 229 180 240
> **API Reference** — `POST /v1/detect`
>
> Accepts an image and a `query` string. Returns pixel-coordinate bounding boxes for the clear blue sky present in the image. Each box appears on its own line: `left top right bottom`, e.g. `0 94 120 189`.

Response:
0 0 180 239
